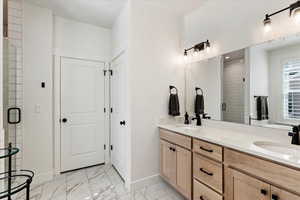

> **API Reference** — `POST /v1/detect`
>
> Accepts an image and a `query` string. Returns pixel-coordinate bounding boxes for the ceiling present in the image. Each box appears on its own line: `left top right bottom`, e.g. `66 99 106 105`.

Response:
25 0 127 28
25 0 204 28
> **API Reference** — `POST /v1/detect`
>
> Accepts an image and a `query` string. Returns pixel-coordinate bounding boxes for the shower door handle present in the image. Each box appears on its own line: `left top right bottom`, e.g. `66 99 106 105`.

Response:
222 103 227 111
7 107 21 124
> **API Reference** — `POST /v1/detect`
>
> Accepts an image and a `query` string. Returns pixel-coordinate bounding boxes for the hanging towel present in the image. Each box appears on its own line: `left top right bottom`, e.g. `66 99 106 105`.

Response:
169 94 180 116
257 96 269 120
195 94 205 115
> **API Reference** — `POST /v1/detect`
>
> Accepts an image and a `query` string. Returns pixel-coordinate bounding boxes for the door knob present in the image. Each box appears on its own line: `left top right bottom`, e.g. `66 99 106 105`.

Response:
62 118 68 123
120 120 126 126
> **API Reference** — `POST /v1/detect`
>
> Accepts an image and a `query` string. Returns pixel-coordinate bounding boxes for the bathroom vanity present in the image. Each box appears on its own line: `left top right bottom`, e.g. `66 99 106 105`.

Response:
158 121 300 200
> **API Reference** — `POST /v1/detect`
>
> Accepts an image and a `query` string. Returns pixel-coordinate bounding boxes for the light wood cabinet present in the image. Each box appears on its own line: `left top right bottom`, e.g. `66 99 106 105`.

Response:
225 168 270 200
176 146 192 198
225 167 300 200
193 153 223 193
194 179 222 200
193 139 223 162
159 128 300 200
160 140 177 183
271 186 300 200
160 130 192 200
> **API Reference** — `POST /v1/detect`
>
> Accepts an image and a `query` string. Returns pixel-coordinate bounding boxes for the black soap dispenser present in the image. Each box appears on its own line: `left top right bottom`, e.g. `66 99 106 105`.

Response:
184 112 190 125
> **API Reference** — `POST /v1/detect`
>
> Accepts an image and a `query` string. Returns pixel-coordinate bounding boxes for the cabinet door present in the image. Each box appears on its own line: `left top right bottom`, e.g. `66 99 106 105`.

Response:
225 168 270 200
160 140 177 184
271 186 300 200
176 146 191 199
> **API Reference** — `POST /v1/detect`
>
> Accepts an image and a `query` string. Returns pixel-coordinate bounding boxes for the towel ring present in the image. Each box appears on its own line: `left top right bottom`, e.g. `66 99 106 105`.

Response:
169 86 178 94
195 87 204 95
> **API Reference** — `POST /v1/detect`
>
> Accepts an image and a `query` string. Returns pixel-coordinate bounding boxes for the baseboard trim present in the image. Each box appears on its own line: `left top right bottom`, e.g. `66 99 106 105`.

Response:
130 174 161 191
32 171 53 186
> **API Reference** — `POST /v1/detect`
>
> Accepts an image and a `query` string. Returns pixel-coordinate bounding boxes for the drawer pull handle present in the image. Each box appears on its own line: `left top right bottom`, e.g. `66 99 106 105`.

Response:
200 146 213 153
261 189 267 195
272 194 279 200
200 196 207 200
200 168 213 176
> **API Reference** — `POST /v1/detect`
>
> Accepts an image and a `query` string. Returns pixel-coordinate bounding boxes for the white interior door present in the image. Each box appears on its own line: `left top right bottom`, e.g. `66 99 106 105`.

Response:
110 53 127 180
61 57 105 172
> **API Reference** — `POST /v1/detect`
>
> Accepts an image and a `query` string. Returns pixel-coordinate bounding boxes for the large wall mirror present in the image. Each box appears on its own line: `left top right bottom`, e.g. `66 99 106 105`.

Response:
185 34 300 130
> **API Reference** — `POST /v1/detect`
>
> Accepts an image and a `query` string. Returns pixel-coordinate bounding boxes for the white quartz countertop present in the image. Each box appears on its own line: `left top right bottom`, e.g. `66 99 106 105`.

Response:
158 120 300 169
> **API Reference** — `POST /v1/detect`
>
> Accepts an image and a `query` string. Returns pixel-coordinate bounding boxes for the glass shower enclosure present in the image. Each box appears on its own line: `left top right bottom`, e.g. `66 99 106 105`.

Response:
3 38 21 171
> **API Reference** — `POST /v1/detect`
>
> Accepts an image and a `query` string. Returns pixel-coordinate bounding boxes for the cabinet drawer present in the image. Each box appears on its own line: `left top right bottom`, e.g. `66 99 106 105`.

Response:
193 153 223 193
193 139 223 162
194 179 222 200
160 129 191 149
224 148 300 195
271 186 300 200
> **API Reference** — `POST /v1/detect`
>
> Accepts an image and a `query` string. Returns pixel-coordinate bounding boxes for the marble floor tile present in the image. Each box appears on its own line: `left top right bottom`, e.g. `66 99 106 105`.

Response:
15 164 184 200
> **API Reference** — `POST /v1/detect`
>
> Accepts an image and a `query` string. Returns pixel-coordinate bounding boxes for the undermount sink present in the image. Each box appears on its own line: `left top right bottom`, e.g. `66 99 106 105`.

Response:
252 141 300 163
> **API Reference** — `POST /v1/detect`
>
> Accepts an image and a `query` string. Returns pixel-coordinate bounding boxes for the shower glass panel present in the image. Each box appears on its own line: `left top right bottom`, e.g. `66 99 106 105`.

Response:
3 39 20 171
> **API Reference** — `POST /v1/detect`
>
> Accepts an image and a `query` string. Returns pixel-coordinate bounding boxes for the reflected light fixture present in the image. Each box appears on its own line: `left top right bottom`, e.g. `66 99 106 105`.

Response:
263 1 300 31
183 40 211 59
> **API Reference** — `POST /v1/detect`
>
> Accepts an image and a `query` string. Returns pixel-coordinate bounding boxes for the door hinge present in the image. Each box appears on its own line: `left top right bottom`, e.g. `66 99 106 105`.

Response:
103 70 107 76
104 144 106 150
109 69 113 76
110 108 113 113
104 108 106 113
110 145 113 151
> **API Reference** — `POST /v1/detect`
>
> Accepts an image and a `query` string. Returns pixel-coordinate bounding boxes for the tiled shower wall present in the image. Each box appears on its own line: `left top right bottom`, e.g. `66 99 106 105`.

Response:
7 0 23 169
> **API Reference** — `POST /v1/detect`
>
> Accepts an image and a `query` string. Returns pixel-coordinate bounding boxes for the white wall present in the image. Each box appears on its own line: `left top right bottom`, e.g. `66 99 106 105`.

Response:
23 3 113 182
186 57 222 120
112 3 129 58
183 0 300 61
129 0 185 183
249 46 269 118
23 3 53 184
54 16 111 61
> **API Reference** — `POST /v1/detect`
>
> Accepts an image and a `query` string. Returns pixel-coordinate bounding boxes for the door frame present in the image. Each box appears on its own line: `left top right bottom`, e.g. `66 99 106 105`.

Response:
53 55 110 175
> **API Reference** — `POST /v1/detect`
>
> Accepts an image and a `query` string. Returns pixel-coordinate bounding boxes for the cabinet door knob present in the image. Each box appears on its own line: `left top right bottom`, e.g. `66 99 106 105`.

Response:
120 120 126 125
200 196 206 200
62 118 68 123
272 194 279 200
261 189 267 195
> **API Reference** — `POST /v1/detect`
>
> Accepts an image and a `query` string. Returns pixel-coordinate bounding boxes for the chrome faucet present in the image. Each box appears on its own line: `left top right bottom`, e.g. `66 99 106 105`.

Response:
288 126 300 145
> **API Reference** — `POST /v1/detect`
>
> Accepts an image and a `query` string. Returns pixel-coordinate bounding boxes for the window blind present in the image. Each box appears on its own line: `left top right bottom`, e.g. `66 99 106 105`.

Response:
283 59 300 120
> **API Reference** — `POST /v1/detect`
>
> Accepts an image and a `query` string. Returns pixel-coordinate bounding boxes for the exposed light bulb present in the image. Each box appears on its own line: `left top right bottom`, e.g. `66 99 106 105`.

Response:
293 8 300 22
193 50 199 57
183 55 188 62
264 23 271 32
263 15 272 33
206 46 211 53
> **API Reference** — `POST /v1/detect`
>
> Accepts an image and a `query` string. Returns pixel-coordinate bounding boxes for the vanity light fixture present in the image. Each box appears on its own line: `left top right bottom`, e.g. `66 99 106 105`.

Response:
263 1 300 32
184 40 211 58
